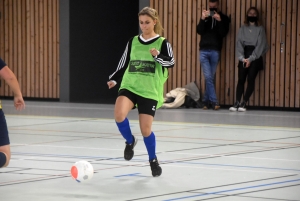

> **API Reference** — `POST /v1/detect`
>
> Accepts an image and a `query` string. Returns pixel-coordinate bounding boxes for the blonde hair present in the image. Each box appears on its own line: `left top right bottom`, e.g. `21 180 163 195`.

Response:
138 7 164 35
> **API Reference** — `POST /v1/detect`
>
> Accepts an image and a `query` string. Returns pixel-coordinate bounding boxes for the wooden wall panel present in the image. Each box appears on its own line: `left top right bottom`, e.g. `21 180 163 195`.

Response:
0 0 298 107
262 0 269 106
191 0 197 89
150 0 300 108
296 0 300 107
172 0 178 90
0 0 59 98
197 0 203 97
284 0 291 107
257 1 269 105
289 0 296 107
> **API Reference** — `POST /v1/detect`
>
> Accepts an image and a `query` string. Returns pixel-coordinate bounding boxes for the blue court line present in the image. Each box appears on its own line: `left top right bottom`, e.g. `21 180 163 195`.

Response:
114 173 148 178
175 161 300 172
114 173 141 177
163 178 300 201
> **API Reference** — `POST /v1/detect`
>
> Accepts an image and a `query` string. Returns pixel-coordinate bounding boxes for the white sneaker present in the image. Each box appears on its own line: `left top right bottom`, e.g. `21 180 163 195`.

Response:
229 101 239 112
238 107 246 112
229 107 238 112
238 101 246 112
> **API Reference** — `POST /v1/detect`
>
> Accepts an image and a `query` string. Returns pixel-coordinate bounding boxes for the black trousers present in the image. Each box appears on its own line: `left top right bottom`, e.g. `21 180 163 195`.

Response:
236 46 263 102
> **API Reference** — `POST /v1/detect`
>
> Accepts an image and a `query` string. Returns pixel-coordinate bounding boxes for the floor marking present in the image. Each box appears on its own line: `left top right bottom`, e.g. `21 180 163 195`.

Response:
114 173 148 178
164 179 300 201
5 114 300 130
3 103 300 119
125 174 297 201
8 151 300 174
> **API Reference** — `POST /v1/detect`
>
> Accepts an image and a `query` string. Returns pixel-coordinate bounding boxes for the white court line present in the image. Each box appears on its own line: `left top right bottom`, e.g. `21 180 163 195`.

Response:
161 152 300 162
6 115 300 131
156 164 296 175
9 153 299 175
11 144 148 153
3 103 300 118
3 104 114 110
11 144 300 162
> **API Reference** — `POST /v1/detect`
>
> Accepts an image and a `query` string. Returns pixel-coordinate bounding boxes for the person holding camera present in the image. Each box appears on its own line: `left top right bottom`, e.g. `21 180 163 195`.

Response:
229 7 268 112
197 0 230 110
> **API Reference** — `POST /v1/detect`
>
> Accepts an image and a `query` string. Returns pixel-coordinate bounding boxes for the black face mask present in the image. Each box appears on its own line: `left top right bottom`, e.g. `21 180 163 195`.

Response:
209 8 218 12
247 16 258 23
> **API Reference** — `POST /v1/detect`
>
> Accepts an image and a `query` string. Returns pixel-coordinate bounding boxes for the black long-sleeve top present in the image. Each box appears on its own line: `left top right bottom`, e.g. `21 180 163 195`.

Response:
109 35 175 83
196 12 230 51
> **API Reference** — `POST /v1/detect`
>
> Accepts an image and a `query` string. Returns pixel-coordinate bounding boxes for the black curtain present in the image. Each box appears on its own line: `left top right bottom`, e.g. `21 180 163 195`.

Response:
69 0 139 103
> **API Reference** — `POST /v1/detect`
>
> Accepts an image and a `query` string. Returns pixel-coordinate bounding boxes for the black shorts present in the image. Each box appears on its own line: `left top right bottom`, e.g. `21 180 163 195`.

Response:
118 89 158 117
0 109 10 146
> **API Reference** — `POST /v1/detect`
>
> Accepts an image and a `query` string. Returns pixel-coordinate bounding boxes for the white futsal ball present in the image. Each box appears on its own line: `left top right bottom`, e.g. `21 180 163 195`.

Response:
71 160 94 182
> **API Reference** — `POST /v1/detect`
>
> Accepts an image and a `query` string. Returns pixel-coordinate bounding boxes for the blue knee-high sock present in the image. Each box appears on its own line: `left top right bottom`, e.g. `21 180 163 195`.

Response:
116 118 133 144
144 132 156 161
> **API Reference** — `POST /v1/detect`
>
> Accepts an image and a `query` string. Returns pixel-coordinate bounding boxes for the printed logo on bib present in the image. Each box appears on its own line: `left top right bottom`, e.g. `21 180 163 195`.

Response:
129 60 155 74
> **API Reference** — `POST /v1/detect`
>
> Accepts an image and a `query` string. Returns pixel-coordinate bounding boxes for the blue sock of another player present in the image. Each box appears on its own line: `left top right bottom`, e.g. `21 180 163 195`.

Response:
144 132 156 161
116 118 133 144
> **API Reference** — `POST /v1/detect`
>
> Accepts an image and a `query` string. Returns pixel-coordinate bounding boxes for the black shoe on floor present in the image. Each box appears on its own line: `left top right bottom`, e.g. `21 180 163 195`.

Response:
229 101 239 112
124 135 138 161
150 157 162 177
211 102 220 110
202 101 209 110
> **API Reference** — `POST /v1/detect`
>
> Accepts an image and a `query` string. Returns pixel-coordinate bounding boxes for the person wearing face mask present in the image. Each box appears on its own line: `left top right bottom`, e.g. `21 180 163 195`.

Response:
197 0 230 110
229 7 269 112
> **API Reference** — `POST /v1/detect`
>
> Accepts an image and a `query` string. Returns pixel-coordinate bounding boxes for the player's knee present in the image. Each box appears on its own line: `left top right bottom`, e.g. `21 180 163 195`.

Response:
114 111 126 122
0 152 8 168
140 127 151 137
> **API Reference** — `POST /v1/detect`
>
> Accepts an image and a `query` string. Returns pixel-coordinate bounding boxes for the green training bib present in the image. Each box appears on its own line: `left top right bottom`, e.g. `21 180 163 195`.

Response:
120 36 168 108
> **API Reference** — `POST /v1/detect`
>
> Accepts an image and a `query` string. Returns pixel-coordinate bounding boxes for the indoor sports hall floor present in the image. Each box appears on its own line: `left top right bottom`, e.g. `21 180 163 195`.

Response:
1 100 300 201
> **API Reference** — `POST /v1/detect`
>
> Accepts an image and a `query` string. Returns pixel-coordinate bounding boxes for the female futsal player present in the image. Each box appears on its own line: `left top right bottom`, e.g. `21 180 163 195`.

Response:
107 7 175 177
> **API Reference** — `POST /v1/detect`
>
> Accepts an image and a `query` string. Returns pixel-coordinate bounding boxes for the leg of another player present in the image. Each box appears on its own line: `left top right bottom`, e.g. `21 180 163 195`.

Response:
0 145 10 168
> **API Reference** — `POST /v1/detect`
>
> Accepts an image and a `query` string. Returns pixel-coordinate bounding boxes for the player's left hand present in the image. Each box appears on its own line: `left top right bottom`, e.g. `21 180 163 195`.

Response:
150 48 159 57
212 11 221 21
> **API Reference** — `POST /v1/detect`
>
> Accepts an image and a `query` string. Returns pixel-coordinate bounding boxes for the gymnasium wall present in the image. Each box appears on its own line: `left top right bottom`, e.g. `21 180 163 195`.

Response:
0 0 59 98
0 0 299 108
150 0 300 108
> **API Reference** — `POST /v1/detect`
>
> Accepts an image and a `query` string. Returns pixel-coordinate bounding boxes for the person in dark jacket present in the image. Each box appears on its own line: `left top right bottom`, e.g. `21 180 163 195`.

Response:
197 0 229 110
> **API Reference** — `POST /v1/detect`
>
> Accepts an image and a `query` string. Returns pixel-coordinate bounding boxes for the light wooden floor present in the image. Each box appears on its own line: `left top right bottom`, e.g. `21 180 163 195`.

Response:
1 100 300 201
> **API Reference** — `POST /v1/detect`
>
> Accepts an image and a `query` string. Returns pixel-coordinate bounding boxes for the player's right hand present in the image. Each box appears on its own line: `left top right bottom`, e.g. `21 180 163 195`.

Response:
107 81 116 89
202 10 209 20
14 95 25 111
